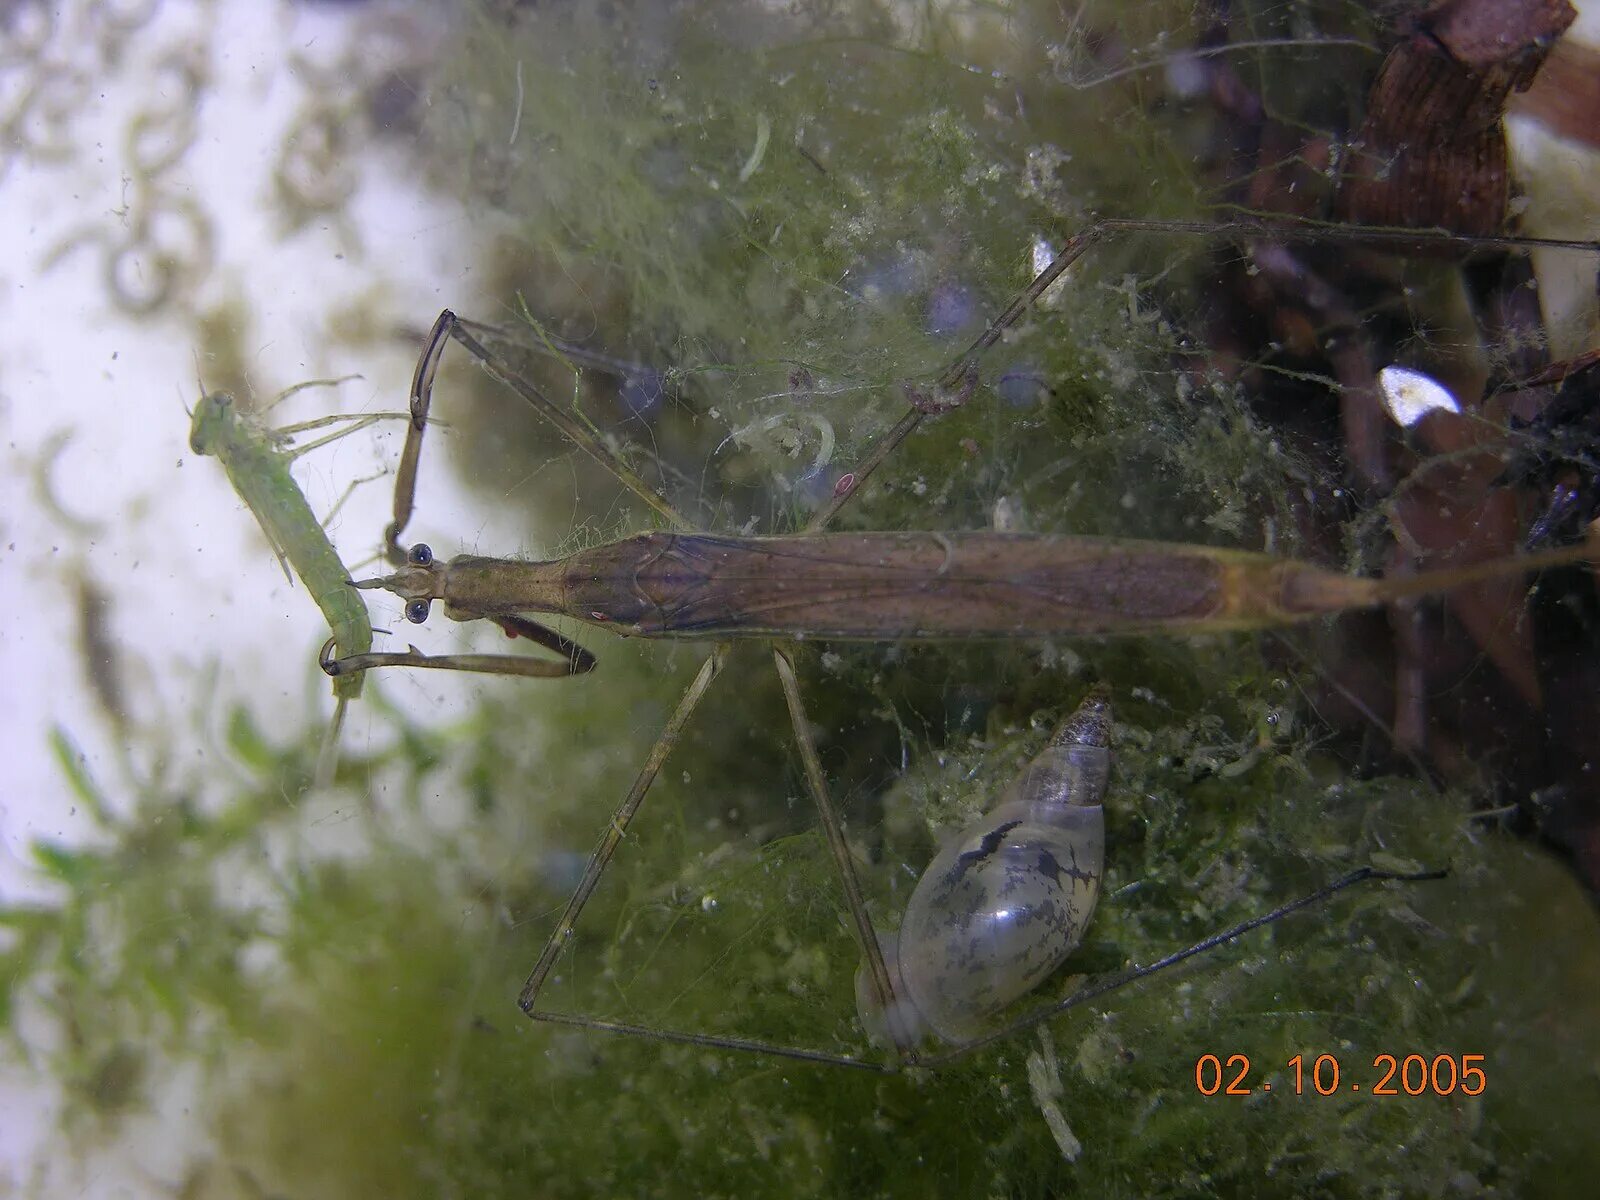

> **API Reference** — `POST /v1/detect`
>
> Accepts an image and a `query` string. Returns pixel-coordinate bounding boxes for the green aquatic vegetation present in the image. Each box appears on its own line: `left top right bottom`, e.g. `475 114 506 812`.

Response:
12 0 1600 1195
10 627 1600 1195
418 0 1290 541
16 686 1600 1196
2 723 288 1131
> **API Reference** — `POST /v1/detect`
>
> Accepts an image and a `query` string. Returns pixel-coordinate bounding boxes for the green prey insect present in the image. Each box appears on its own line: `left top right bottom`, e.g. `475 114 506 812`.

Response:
188 380 410 784
323 217 1598 1070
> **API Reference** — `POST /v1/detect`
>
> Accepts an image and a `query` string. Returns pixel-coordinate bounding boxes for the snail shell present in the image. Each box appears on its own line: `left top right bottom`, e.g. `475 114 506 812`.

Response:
857 687 1110 1046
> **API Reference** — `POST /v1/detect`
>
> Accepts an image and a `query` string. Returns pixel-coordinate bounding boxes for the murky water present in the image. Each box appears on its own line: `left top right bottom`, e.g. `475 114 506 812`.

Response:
3 2 1599 1196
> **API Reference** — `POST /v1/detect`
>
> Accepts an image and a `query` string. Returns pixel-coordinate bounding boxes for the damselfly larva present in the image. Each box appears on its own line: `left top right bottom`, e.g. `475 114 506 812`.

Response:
188 381 409 783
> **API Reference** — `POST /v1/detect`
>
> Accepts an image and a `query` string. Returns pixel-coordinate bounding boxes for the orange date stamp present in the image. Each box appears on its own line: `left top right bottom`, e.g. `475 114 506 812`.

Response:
1194 1053 1486 1097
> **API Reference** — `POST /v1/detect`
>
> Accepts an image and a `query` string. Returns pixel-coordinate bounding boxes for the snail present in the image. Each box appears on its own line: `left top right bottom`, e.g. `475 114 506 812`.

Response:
857 686 1110 1047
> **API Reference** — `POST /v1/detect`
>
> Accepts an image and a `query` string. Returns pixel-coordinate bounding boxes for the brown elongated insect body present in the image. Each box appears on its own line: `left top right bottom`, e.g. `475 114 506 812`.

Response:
857 688 1110 1047
368 530 1397 642
325 210 1599 1067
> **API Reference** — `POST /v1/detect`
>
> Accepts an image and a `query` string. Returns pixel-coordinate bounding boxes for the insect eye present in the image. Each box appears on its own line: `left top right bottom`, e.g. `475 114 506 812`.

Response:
405 599 431 624
408 543 434 566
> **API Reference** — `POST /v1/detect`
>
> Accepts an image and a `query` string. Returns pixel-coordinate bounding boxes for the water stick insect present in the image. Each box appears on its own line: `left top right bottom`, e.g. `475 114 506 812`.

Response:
187 380 412 785
324 217 1597 1069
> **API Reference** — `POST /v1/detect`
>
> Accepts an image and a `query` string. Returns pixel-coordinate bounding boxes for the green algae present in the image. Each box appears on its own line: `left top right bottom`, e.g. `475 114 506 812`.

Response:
16 684 1600 1195
10 1 1600 1196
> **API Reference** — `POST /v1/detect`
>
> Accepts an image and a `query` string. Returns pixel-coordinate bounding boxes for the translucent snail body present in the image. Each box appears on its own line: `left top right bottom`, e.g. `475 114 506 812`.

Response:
858 688 1111 1046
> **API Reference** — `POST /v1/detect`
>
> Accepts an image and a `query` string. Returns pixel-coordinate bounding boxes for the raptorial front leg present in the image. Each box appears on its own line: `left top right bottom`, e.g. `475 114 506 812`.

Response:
319 615 596 681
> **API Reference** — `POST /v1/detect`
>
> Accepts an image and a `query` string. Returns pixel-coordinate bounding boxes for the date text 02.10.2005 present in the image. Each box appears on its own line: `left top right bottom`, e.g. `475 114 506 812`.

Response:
1195 1053 1486 1098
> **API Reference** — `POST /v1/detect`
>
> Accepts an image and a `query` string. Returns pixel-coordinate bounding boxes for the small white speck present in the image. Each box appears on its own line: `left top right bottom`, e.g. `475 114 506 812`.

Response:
1378 365 1460 428
1164 51 1207 99
1030 235 1070 307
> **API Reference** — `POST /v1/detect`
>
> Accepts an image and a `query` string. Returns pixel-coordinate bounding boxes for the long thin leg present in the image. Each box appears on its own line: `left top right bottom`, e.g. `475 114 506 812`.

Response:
459 310 663 385
915 865 1448 1069
529 1010 890 1072
279 412 413 460
519 645 728 1013
318 468 388 532
385 310 691 567
514 863 1443 1070
513 642 910 1071
807 217 1600 533
260 373 364 416
383 312 445 562
772 646 917 1063
803 224 1107 532
447 317 690 530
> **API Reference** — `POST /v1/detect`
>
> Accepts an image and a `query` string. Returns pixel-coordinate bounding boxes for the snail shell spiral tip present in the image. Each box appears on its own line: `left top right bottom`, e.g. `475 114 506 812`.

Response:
1049 684 1111 752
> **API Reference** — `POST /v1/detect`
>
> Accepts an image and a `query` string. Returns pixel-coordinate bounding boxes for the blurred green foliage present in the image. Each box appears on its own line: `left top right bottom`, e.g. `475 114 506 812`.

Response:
8 1 1600 1197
